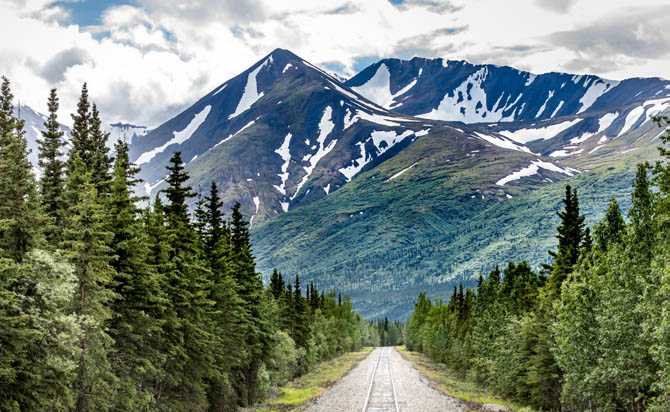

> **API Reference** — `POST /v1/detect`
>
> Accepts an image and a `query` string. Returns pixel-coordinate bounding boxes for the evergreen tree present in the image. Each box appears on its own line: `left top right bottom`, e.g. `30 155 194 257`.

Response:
68 83 91 173
107 140 167 411
0 76 42 262
164 152 194 224
160 151 214 411
205 182 226 257
270 269 285 299
293 274 309 348
229 202 272 405
0 76 17 138
593 198 626 251
63 160 118 412
545 185 585 296
628 163 655 266
88 104 112 195
37 88 67 244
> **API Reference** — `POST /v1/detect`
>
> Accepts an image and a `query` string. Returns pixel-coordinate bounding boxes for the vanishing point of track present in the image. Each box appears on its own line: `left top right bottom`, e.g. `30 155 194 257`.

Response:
362 348 400 412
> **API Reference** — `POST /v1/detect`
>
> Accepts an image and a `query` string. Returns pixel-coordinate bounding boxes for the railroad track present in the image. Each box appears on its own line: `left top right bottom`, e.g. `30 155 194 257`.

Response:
362 347 400 412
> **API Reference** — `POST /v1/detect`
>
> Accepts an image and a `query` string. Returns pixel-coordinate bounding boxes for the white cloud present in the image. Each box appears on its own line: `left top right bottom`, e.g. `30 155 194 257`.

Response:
1 0 670 128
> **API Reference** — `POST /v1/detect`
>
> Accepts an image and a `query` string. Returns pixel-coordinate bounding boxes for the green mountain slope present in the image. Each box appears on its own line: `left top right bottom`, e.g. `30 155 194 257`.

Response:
251 128 660 319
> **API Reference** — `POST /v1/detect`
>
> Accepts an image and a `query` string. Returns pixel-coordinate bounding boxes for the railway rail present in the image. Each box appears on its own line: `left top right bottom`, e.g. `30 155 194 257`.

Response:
361 347 400 412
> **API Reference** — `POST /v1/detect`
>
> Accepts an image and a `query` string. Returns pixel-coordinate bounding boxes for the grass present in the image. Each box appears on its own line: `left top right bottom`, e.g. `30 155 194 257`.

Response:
252 347 373 412
396 346 537 412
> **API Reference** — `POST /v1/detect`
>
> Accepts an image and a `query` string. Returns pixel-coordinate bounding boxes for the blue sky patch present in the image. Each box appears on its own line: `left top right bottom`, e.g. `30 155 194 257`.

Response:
53 0 136 26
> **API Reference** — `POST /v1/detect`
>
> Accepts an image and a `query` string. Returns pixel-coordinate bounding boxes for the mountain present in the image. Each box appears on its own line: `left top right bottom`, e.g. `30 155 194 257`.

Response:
345 57 670 124
17 104 147 177
107 122 149 147
129 49 575 226
249 56 670 319
345 57 670 162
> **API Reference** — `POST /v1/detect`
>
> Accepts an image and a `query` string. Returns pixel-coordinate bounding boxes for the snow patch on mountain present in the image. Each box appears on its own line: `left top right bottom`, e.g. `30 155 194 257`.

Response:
136 105 211 165
388 162 417 181
144 178 165 196
250 196 260 226
421 68 494 123
292 106 337 199
618 106 645 137
536 91 554 118
340 141 369 181
551 101 564 117
474 132 532 153
371 130 414 156
525 73 537 86
229 59 269 119
214 119 256 148
499 119 581 144
393 79 417 99
351 64 394 108
496 160 575 186
643 98 670 122
273 133 292 195
213 83 227 96
106 123 148 147
343 108 357 130
577 80 619 114
598 112 619 134
570 132 595 144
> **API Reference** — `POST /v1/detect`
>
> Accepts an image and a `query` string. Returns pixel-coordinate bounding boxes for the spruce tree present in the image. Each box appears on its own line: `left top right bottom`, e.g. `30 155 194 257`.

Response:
545 185 585 296
628 163 655 266
270 269 285 299
63 158 118 412
37 88 67 244
0 76 42 261
594 198 626 251
204 181 228 268
68 83 91 173
160 151 215 411
293 274 309 348
0 76 17 138
88 104 112 196
107 140 167 410
229 202 272 405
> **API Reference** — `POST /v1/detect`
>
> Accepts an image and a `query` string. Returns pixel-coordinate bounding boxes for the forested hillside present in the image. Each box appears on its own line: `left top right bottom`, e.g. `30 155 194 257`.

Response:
405 124 670 410
0 77 379 412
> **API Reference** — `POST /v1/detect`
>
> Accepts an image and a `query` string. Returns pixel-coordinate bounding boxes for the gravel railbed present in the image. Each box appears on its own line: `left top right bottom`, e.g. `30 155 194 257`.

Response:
304 347 464 412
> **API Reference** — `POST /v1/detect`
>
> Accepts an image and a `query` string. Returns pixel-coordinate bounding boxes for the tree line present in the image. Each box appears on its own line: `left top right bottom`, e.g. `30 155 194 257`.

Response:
406 122 670 411
0 77 379 412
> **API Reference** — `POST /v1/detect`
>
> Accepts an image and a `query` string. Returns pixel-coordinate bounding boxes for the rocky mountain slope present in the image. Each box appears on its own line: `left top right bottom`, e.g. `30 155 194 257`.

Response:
128 49 576 226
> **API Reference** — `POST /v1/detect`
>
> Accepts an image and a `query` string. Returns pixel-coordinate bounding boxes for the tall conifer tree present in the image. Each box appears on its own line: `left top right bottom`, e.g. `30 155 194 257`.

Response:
107 141 167 410
230 202 272 405
89 104 112 195
160 151 214 411
63 157 117 412
0 76 42 261
37 88 67 243
68 84 91 174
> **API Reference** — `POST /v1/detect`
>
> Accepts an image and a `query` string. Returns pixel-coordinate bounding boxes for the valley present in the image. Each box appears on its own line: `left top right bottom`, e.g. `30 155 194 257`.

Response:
17 48 670 319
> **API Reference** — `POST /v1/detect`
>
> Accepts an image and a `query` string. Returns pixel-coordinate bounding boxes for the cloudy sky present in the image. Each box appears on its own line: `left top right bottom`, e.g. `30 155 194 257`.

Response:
1 0 669 127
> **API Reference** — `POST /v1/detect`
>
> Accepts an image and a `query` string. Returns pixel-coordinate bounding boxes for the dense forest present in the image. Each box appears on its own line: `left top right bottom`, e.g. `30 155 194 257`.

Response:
406 124 670 410
0 77 380 412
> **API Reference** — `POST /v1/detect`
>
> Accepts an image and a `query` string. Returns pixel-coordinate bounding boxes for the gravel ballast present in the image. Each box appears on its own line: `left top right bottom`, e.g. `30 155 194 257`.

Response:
304 347 465 412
